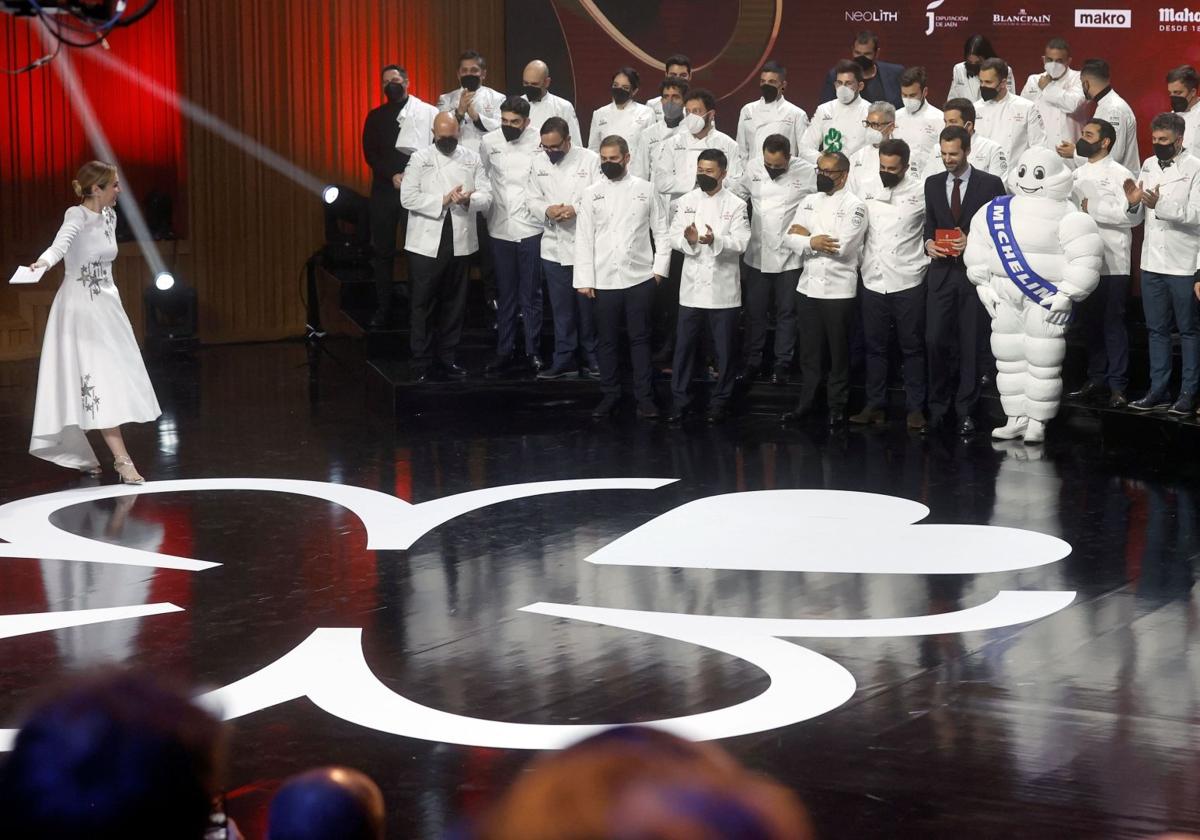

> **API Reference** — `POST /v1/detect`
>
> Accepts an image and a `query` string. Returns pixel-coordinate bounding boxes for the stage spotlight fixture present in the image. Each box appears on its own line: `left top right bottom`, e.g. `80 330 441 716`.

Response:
154 271 174 291
143 273 197 355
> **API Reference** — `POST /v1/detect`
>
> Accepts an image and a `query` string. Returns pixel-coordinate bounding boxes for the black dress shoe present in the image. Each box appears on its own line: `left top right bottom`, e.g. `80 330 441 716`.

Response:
442 363 469 379
1107 391 1128 409
706 405 729 424
636 400 660 419
958 417 977 435
1068 381 1106 401
771 365 789 386
591 394 620 418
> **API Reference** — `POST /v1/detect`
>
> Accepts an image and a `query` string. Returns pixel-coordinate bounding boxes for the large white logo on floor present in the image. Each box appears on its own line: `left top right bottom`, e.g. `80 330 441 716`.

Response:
0 479 1074 751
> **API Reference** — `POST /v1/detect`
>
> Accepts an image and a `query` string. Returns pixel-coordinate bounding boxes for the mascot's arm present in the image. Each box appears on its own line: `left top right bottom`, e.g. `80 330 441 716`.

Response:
1055 211 1103 301
962 203 994 287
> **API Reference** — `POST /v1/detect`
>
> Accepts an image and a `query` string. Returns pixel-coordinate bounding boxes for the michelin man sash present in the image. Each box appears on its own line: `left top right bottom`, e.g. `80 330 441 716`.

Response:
985 195 1059 309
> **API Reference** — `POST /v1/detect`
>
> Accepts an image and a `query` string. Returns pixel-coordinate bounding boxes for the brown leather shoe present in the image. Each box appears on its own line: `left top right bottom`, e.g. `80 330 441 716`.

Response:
849 407 886 425
906 410 927 431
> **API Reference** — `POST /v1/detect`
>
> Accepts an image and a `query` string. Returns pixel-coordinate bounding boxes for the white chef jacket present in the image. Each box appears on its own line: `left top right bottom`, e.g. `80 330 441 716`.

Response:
523 92 582 153
1135 152 1200 276
393 95 438 154
574 174 671 290
947 61 1018 102
856 170 928 294
1071 156 1141 275
926 131 1009 180
894 100 944 165
588 100 655 154
653 128 744 213
669 186 751 308
799 96 870 164
400 144 492 258
1091 87 1140 176
436 85 506 151
1019 68 1086 148
974 93 1046 166
525 144 602 266
479 125 543 242
729 156 816 273
786 188 868 299
735 97 810 163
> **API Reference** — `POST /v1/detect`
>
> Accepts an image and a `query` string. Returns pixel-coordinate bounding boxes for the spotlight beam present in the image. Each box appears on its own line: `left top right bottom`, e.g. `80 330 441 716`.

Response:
84 46 326 196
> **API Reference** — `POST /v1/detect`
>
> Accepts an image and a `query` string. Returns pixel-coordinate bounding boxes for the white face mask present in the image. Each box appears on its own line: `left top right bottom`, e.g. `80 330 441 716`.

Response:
902 96 923 114
835 85 857 105
864 127 883 146
1044 60 1067 79
682 111 707 136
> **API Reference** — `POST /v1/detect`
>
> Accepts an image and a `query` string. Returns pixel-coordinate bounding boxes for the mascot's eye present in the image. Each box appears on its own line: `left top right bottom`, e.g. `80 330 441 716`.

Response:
1034 166 1046 180
1017 165 1027 178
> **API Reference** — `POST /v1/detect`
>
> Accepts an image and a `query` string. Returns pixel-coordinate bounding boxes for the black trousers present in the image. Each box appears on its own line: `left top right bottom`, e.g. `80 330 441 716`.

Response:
369 185 407 315
796 294 855 416
1078 273 1130 393
671 306 739 410
595 279 656 402
408 217 468 370
652 250 684 357
926 267 984 419
742 264 799 369
861 283 927 412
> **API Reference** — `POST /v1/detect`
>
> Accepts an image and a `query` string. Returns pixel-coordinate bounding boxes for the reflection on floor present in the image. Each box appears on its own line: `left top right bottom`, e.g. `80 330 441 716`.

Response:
0 341 1197 840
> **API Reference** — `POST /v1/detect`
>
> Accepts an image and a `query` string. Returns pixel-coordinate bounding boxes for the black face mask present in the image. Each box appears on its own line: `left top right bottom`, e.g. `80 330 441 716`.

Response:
384 82 406 103
1154 142 1178 162
600 161 625 180
760 83 779 103
1171 95 1191 113
1075 138 1102 159
696 173 718 192
965 62 982 78
816 173 836 194
435 137 458 156
765 165 787 180
879 171 902 189
854 55 875 75
461 74 482 92
501 125 523 143
523 84 546 102
611 87 632 105
979 86 1000 102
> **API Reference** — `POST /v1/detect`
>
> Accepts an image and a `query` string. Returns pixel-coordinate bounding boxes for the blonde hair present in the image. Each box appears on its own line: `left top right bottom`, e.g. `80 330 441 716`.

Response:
72 160 118 199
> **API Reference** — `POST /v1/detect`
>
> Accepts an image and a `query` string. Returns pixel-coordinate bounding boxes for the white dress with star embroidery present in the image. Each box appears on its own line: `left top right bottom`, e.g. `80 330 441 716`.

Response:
30 205 161 469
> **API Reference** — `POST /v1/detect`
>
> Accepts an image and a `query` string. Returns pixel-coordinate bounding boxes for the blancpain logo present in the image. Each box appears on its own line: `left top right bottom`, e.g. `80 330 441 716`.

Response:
925 0 969 35
1160 7 1200 21
1075 8 1132 26
994 8 1052 25
845 9 899 22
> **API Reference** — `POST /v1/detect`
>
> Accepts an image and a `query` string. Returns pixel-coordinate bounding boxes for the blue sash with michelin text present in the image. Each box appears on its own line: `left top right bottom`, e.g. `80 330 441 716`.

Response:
985 195 1059 309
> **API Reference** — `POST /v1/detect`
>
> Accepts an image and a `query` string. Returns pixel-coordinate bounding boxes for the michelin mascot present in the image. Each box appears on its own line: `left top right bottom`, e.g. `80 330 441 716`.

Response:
964 148 1103 444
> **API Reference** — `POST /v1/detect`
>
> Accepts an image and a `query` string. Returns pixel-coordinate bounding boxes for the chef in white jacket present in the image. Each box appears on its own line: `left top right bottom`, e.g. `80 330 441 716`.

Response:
401 113 492 380
799 59 870 163
480 97 545 375
850 138 928 430
526 116 603 380
1019 38 1086 150
1124 112 1200 414
1066 117 1140 408
587 66 656 170
975 58 1046 168
735 60 809 165
436 50 505 152
574 136 671 419
520 60 582 152
729 133 815 384
666 148 751 425
781 150 869 426
894 66 944 171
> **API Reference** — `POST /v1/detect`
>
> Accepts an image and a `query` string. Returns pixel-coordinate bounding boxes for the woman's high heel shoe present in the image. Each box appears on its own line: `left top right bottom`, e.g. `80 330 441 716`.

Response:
112 456 145 485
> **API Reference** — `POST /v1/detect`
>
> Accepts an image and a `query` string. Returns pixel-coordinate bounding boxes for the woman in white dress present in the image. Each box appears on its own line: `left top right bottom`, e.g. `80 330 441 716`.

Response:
27 161 161 484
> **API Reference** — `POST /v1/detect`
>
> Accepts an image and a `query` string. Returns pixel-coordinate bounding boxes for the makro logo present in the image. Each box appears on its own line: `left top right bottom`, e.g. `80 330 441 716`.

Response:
1160 7 1200 22
1075 8 1132 26
925 0 969 35
846 9 899 23
994 8 1053 25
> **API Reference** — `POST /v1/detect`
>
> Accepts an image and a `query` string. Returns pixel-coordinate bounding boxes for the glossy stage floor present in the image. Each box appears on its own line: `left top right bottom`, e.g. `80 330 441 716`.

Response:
1 340 1198 840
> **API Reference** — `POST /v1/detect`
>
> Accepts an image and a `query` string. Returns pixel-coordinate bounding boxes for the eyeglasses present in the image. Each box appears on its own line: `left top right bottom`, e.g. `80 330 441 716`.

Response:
862 120 893 130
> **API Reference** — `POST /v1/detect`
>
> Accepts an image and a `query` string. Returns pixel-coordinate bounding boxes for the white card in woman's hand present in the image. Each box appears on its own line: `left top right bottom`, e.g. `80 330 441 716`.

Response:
9 265 45 284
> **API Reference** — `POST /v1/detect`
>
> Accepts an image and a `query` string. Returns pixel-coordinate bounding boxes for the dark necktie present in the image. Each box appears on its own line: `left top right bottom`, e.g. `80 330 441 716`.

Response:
951 177 963 223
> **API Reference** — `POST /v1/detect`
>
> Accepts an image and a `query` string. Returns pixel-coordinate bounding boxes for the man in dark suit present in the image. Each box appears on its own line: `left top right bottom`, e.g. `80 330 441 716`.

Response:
819 30 903 109
923 125 1008 435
